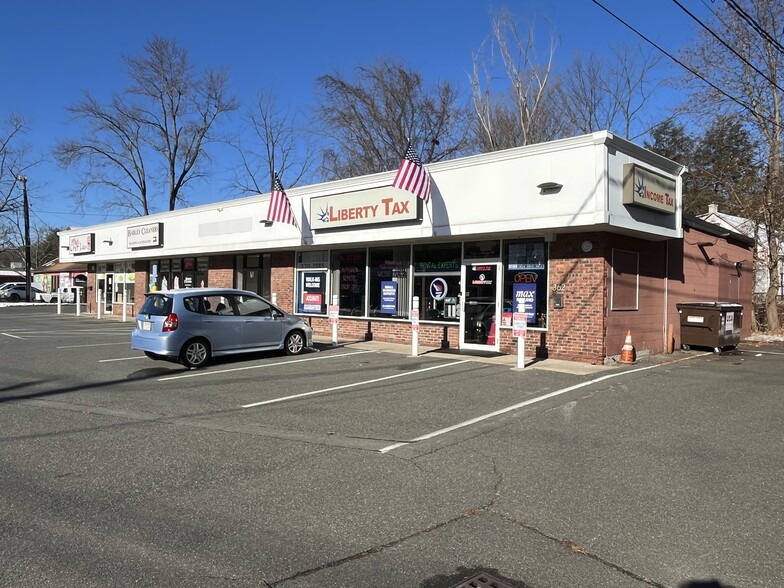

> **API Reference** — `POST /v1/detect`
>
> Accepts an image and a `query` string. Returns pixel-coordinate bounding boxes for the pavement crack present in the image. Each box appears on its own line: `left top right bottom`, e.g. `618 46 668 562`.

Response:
268 488 501 586
493 512 669 588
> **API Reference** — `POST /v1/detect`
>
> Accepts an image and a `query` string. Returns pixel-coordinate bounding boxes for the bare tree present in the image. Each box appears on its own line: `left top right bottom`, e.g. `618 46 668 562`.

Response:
470 9 565 151
55 36 238 216
680 0 784 330
557 45 663 139
313 59 470 180
1 114 33 217
229 91 315 194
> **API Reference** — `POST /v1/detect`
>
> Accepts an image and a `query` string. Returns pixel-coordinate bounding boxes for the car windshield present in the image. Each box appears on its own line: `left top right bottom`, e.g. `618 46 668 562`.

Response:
140 294 173 316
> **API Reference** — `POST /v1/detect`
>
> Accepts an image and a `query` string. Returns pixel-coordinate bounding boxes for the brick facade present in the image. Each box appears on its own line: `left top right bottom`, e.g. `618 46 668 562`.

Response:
110 224 751 365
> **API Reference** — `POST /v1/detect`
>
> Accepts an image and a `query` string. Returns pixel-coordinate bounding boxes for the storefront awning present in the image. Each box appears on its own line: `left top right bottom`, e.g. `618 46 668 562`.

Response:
33 261 88 274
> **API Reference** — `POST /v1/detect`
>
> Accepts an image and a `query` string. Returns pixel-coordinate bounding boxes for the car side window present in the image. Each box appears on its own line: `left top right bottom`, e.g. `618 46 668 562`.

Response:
235 295 272 317
198 295 236 316
183 297 201 313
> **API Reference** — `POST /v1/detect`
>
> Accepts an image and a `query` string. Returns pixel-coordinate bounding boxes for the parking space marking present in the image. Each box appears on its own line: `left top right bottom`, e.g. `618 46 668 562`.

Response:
99 356 148 362
739 349 784 356
242 359 472 408
158 349 375 381
379 356 698 453
1 332 23 339
56 342 132 349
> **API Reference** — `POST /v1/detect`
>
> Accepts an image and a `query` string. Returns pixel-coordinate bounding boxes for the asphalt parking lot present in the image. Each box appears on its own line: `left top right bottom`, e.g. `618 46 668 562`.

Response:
1 305 783 588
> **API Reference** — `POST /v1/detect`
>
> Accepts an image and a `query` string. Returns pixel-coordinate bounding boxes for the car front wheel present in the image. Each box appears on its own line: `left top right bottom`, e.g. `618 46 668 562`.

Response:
284 330 306 355
180 338 211 368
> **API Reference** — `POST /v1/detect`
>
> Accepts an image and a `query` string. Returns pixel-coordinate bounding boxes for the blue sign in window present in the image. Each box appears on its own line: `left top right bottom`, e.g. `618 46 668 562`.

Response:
380 281 398 314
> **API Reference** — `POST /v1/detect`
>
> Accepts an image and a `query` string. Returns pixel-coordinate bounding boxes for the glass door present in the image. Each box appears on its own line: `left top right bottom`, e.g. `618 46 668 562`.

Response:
460 262 501 351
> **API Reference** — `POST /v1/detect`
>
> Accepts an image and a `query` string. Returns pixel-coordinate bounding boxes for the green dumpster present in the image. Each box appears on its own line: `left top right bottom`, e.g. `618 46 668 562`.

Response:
677 302 743 354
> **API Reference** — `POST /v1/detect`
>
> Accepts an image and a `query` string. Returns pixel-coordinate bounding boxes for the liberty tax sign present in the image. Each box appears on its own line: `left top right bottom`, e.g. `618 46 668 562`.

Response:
310 187 420 229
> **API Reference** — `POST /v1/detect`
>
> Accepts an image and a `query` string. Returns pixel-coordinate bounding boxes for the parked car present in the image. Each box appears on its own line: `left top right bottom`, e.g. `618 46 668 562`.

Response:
0 283 44 302
131 288 313 368
34 287 77 303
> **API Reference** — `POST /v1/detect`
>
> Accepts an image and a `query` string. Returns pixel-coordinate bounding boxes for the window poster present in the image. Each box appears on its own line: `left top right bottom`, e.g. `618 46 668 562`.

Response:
380 281 397 314
513 282 537 324
301 272 325 313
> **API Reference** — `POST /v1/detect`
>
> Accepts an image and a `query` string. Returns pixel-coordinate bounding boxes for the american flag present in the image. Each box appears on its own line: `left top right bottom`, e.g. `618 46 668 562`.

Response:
393 141 431 203
265 173 298 228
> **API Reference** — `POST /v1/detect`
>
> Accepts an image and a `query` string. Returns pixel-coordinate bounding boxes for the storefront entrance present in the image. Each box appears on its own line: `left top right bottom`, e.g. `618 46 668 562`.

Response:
460 262 501 352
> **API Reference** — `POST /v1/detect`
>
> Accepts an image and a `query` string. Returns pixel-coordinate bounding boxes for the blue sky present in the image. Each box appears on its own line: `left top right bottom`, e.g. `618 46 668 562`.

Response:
1 0 713 232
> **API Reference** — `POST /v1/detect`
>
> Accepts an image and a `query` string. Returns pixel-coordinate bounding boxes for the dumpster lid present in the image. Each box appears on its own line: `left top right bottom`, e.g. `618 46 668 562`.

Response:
677 301 743 310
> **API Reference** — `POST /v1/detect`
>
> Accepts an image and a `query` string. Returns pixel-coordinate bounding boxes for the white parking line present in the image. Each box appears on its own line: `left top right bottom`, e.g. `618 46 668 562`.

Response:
379 356 700 453
56 342 132 349
242 359 472 408
159 350 376 381
1 332 23 339
99 356 148 362
740 349 784 356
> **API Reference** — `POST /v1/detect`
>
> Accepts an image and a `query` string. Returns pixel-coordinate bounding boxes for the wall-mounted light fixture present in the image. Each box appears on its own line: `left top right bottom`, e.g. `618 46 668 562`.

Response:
102 239 114 246
537 181 563 195
261 220 274 227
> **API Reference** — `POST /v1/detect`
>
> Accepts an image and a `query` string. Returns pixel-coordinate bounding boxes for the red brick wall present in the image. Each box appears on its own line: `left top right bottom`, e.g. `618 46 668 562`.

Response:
546 234 608 363
271 251 295 312
133 261 148 315
208 255 234 288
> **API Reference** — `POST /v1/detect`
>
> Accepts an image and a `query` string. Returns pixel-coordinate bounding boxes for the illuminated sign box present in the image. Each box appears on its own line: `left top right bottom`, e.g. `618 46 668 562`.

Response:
623 164 676 214
310 187 421 230
127 222 163 249
69 233 94 255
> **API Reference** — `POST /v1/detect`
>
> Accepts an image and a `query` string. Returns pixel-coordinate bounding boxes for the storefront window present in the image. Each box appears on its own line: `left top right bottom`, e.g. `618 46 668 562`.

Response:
235 254 269 296
464 240 500 259
504 240 548 328
369 246 410 318
331 249 366 316
196 257 209 289
413 243 461 321
296 251 329 314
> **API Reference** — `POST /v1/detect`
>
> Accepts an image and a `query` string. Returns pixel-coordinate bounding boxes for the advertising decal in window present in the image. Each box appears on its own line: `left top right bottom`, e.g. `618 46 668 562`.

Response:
380 281 398 314
302 272 325 313
513 282 537 324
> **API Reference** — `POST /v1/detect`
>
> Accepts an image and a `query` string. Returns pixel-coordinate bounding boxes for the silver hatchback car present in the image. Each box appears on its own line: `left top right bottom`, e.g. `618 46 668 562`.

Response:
131 288 313 368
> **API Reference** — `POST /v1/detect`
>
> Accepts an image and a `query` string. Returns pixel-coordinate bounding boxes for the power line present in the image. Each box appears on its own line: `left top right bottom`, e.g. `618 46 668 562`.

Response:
724 0 784 56
590 0 783 132
671 0 784 95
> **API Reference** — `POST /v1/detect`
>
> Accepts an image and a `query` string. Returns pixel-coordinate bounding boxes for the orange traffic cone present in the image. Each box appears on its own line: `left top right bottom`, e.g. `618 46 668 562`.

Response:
620 330 635 364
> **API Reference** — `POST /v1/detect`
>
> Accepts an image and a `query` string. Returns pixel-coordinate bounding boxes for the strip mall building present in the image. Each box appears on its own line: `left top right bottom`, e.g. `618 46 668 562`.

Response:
57 132 753 364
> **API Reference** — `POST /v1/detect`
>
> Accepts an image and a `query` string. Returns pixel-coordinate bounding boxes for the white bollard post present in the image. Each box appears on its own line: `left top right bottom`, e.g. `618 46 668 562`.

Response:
97 289 102 320
56 288 62 315
121 291 127 322
331 294 339 347
76 287 81 317
411 296 420 357
517 335 525 369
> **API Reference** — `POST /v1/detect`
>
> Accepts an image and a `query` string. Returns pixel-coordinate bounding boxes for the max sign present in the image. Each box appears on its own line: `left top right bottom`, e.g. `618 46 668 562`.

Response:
311 187 420 229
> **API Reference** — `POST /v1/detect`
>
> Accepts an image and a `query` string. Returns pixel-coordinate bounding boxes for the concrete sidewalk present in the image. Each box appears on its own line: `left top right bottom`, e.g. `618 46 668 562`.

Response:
314 335 610 375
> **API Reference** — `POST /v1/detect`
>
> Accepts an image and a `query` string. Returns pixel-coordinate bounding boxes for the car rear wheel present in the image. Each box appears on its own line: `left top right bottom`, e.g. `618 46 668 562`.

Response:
179 338 211 368
9 293 20 302
284 330 306 355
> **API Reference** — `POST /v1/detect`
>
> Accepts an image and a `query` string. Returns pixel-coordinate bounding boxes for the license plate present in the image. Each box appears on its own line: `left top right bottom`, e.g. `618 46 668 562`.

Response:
141 321 152 331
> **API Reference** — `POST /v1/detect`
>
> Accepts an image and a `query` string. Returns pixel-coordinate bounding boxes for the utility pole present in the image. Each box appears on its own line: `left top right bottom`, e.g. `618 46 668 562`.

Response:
19 175 31 302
